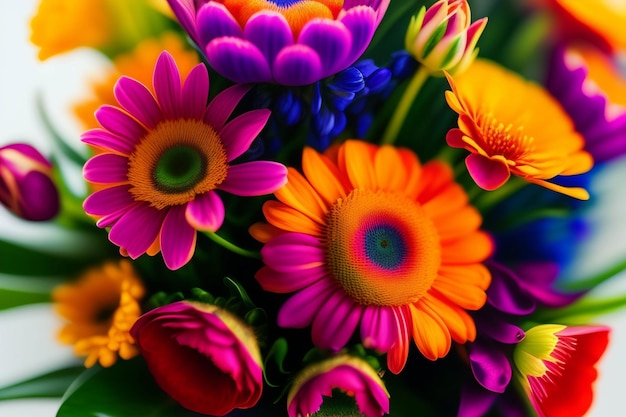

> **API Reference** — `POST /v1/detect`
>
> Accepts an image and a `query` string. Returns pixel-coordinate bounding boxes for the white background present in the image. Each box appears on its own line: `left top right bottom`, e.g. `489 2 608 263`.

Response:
1 1 626 416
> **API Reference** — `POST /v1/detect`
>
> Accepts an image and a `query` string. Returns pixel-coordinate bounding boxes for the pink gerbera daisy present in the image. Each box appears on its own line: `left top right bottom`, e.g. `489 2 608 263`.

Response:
82 51 287 270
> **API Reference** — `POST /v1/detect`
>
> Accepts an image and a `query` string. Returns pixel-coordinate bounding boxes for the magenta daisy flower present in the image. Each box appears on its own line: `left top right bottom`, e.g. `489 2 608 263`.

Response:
166 0 390 85
82 51 287 270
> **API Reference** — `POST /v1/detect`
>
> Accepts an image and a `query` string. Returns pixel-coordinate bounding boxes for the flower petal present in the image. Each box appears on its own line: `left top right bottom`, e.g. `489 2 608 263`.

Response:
339 6 378 66
181 63 210 120
83 185 135 217
468 341 512 393
81 129 136 155
83 153 129 184
95 105 147 142
219 161 287 196
260 232 326 274
206 37 272 84
109 204 167 259
219 110 271 162
161 205 197 270
244 12 294 64
185 190 224 232
298 20 351 76
153 52 183 119
465 153 510 191
311 290 362 351
114 76 161 129
360 306 395 352
205 84 253 131
278 278 337 329
196 2 243 46
273 44 323 86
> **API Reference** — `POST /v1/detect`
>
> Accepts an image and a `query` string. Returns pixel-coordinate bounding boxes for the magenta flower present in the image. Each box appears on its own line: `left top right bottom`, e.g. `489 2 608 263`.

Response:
287 354 389 417
130 301 264 416
0 143 59 221
82 51 287 270
166 0 390 85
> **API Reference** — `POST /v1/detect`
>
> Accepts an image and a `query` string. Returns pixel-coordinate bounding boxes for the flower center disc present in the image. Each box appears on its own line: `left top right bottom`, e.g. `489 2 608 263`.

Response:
478 112 535 161
128 119 228 209
325 189 441 307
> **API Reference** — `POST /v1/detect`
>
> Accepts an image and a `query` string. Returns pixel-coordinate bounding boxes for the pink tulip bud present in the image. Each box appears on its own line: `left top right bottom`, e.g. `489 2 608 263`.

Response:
405 0 487 75
0 143 59 221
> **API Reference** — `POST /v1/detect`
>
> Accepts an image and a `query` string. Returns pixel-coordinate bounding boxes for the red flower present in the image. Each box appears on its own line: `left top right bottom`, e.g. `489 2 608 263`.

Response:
130 301 263 416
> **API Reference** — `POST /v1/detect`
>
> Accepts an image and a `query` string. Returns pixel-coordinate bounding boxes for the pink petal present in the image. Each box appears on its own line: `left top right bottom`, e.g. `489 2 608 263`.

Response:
153 51 183 119
244 12 294 64
81 129 136 155
181 64 210 119
219 110 271 162
205 84 253 131
219 161 287 196
83 185 135 217
206 37 273 84
312 291 362 351
185 190 224 231
83 153 128 184
299 20 351 76
278 278 337 329
161 205 197 270
255 265 327 293
109 204 167 259
95 105 147 142
339 6 378 67
465 153 510 191
273 44 323 86
260 232 325 273
166 0 201 44
360 306 395 352
114 76 161 129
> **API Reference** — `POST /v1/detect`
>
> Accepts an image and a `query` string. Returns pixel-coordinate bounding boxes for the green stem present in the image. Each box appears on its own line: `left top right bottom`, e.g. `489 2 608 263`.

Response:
381 66 430 145
204 231 261 260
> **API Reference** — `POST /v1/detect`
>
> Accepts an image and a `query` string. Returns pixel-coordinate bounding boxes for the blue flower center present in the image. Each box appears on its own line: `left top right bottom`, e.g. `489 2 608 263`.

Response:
364 225 407 270
268 0 303 6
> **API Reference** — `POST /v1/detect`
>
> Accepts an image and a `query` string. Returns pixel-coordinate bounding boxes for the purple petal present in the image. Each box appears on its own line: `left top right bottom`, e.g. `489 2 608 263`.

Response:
273 44 323 86
181 64 210 119
167 0 201 45
196 2 243 47
312 291 362 351
17 171 59 221
219 161 287 196
278 278 337 328
81 129 136 155
206 38 272 84
339 6 378 69
1 143 50 166
83 185 135 217
465 153 510 191
153 52 183 119
185 190 224 231
205 83 252 131
298 20 351 77
486 262 536 315
244 12 294 64
218 110 271 162
458 382 499 417
114 76 161 129
515 262 583 307
109 204 167 258
161 205 197 270
360 306 395 352
467 341 512 393
95 105 147 142
477 313 525 344
83 153 128 184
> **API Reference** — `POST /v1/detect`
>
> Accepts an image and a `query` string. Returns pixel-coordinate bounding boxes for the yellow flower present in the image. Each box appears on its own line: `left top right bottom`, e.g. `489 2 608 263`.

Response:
445 59 593 199
53 259 145 368
29 0 170 60
73 32 200 129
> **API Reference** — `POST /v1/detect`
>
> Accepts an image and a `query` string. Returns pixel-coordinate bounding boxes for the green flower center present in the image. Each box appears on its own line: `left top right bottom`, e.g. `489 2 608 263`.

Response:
153 145 207 193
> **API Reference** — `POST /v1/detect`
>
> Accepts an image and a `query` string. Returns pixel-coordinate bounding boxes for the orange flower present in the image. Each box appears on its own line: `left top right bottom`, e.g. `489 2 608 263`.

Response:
445 59 593 199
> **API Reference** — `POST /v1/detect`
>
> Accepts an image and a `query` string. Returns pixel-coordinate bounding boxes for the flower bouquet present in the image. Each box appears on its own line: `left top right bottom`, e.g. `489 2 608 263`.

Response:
2 0 626 416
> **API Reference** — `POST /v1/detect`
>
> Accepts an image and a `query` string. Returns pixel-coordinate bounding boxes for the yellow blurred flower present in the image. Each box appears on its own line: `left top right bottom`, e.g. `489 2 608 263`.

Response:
445 59 593 200
30 0 171 60
73 32 201 129
53 259 145 368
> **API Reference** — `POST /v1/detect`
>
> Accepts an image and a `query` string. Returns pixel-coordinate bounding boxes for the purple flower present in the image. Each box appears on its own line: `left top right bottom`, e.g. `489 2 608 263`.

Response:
547 43 626 163
0 143 59 221
82 51 287 270
166 0 390 85
130 301 264 416
287 354 389 417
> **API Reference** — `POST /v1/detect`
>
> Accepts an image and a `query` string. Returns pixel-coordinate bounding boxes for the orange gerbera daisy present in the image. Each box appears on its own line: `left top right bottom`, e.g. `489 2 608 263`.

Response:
53 259 145 367
251 140 492 373
445 59 593 200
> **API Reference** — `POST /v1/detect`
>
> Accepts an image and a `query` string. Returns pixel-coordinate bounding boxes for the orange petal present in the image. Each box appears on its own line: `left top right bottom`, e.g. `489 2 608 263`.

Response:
440 231 493 264
275 167 328 224
409 302 451 360
262 200 323 236
302 147 347 205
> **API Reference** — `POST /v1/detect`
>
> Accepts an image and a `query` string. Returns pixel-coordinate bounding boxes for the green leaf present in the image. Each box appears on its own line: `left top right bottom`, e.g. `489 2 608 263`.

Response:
57 357 202 417
0 288 50 311
0 240 94 277
0 367 84 401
